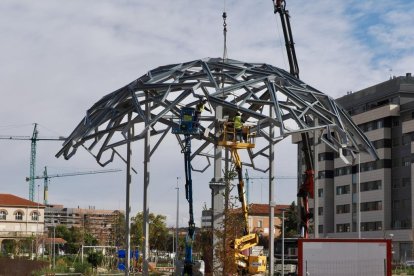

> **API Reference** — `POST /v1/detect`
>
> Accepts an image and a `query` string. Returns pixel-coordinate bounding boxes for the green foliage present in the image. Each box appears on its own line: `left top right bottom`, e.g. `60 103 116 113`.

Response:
284 201 299 238
84 232 98 246
73 261 92 273
54 258 69 273
130 212 169 251
2 240 16 255
86 251 103 268
54 225 83 254
110 211 126 247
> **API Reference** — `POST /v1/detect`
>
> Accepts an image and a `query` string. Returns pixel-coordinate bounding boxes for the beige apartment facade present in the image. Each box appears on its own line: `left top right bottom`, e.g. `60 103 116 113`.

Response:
201 203 290 237
294 73 414 262
0 194 45 246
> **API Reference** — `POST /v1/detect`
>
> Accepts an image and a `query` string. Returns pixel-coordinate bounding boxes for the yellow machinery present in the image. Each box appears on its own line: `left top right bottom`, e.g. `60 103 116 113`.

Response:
218 121 267 274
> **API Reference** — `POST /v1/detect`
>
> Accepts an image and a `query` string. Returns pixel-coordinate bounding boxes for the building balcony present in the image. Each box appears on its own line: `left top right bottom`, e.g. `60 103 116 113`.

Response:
352 104 399 125
0 231 41 238
403 120 414 134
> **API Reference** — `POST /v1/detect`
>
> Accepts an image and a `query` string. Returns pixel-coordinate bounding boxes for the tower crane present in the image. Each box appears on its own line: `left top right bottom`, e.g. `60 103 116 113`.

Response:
0 123 66 201
273 0 315 238
26 166 122 205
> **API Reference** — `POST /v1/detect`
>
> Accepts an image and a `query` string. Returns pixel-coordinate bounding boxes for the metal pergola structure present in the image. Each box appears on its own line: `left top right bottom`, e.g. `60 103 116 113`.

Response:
56 57 378 274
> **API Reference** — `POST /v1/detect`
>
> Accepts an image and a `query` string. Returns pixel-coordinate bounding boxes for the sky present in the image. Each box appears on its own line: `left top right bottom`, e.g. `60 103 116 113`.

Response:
0 0 413 227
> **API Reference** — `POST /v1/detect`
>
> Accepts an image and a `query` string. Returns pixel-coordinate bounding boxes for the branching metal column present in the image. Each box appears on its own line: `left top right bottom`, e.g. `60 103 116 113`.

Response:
269 108 275 275
142 95 150 275
209 105 224 274
125 120 132 276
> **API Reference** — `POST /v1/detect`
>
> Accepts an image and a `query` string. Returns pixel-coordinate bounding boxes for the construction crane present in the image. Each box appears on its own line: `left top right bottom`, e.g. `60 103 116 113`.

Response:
273 0 314 238
26 166 122 205
0 123 65 201
218 119 267 274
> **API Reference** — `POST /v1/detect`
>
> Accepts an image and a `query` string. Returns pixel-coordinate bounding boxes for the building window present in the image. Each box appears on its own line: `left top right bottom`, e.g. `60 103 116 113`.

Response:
15 211 23 221
318 170 334 179
318 207 323 216
257 220 263 228
360 180 382 192
318 224 324 233
361 201 382 211
319 152 334 161
361 221 382 231
336 223 350 233
402 157 411 167
0 210 7 220
393 119 400 127
31 211 39 221
318 188 323 198
336 204 350 214
336 185 350 195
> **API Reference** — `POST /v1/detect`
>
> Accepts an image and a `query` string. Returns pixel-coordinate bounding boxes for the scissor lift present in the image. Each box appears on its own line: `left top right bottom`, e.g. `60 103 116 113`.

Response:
218 121 266 274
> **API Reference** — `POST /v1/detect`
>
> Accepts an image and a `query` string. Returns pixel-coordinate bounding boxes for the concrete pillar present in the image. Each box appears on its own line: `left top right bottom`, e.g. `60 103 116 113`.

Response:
209 105 224 274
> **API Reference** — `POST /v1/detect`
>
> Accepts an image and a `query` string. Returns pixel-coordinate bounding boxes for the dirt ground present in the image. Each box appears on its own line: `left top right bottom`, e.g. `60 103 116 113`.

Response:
0 257 48 276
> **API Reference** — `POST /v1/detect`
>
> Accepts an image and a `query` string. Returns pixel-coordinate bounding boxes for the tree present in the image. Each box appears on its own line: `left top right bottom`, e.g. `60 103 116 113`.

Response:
276 201 299 238
109 211 126 247
54 225 83 254
130 212 169 251
87 251 104 268
211 167 243 274
84 232 98 246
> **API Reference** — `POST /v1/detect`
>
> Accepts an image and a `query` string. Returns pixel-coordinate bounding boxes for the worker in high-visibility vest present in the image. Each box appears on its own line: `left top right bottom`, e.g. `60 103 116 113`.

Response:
195 98 211 123
233 111 244 142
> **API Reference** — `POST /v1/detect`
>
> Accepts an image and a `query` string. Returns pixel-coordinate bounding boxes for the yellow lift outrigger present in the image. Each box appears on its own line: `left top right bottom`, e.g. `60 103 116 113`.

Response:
218 120 267 274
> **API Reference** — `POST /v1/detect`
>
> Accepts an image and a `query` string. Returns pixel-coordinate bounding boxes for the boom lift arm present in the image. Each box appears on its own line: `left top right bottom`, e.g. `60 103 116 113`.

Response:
274 0 314 238
274 0 299 78
172 107 199 275
183 134 196 275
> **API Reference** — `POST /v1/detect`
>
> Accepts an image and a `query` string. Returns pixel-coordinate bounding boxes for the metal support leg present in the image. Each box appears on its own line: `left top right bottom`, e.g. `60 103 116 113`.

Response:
125 122 132 276
269 107 275 275
142 96 151 274
210 105 223 274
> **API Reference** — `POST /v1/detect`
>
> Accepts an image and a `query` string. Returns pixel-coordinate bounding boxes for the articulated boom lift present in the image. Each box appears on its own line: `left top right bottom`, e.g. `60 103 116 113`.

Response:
274 0 314 238
172 107 199 275
218 122 266 274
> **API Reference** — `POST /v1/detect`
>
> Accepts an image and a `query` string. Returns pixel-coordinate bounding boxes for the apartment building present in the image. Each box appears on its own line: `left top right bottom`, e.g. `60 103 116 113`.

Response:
201 203 290 237
0 194 45 245
45 204 123 245
248 203 290 237
294 73 414 262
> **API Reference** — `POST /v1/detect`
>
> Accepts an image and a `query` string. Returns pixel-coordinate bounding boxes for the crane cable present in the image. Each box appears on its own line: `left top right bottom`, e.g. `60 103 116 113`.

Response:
221 0 228 95
222 0 228 62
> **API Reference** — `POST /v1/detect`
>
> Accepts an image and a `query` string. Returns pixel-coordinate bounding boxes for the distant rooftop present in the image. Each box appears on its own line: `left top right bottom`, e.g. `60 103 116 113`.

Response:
0 194 44 208
249 203 291 216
